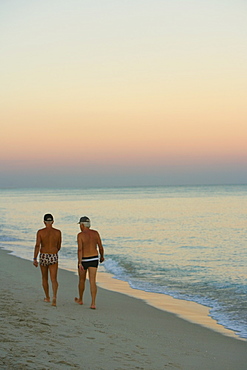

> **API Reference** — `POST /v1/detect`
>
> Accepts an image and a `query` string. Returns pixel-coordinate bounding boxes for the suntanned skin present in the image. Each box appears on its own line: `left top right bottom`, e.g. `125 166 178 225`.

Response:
33 221 62 306
75 223 104 309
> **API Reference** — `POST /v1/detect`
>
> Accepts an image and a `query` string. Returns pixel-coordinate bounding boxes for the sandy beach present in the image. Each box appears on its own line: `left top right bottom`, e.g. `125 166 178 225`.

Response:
1 248 247 370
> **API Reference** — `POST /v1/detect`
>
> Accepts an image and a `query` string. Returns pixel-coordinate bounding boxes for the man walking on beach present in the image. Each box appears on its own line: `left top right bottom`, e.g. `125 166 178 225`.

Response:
75 216 104 309
33 214 62 306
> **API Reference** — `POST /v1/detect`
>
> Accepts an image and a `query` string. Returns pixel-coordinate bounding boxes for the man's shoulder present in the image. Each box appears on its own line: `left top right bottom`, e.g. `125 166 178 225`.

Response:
53 227 61 233
78 229 98 237
37 227 46 233
89 229 99 235
38 227 61 234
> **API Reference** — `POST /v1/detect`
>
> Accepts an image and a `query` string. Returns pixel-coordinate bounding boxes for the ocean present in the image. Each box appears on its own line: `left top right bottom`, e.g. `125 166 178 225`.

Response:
0 185 246 339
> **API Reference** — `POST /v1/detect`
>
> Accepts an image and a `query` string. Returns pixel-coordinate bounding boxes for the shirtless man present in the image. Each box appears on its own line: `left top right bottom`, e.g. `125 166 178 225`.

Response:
33 214 62 306
75 216 104 309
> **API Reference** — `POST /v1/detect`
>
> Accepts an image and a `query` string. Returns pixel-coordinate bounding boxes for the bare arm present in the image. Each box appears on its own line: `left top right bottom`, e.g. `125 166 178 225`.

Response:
57 230 62 251
97 232 104 263
33 230 41 267
77 233 83 268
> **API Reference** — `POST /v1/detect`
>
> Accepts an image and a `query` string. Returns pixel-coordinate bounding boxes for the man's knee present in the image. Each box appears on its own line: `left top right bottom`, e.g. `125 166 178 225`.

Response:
89 276 97 286
50 277 58 284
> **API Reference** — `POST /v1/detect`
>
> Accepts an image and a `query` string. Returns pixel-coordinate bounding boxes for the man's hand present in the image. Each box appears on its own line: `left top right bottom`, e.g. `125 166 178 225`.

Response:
79 263 84 271
33 260 38 267
100 256 105 263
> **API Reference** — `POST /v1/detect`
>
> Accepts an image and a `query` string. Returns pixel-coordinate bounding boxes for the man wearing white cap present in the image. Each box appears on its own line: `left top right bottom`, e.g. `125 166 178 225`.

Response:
75 216 104 309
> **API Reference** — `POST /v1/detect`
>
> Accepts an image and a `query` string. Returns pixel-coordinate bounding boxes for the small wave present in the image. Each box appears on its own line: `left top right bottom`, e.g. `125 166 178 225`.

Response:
104 258 127 280
210 305 247 339
0 235 22 242
179 245 207 249
103 257 247 340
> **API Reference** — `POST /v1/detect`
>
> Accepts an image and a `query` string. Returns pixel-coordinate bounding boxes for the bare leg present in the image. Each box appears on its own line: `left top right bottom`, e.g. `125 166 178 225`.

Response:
75 268 86 305
49 263 58 306
40 265 50 302
88 267 97 309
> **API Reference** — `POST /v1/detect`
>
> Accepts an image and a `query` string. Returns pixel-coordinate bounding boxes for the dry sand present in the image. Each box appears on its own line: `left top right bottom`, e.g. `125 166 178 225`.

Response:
0 248 246 370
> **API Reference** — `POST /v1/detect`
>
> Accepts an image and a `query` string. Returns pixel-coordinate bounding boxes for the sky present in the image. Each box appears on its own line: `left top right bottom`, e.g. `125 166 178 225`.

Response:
1 0 247 188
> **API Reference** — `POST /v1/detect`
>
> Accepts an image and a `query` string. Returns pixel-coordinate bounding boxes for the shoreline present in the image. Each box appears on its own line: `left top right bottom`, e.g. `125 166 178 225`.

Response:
5 247 245 341
59 261 243 341
96 271 242 341
1 247 247 369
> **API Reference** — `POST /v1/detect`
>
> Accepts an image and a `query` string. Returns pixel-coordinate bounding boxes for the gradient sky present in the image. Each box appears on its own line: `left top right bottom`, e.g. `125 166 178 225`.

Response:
1 0 247 187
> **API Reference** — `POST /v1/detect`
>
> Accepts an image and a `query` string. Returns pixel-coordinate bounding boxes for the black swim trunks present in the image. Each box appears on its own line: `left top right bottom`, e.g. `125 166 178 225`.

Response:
80 255 99 270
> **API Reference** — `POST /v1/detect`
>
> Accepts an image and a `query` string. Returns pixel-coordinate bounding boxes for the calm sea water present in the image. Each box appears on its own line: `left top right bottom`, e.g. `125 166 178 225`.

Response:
0 185 246 339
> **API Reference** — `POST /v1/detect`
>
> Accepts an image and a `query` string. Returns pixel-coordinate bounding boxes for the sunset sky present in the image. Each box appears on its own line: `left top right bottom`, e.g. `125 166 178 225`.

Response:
1 0 247 187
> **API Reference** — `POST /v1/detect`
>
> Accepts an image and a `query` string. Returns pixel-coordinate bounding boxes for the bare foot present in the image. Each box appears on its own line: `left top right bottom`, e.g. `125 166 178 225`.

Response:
90 305 96 309
52 298 57 307
74 297 83 305
44 298 50 303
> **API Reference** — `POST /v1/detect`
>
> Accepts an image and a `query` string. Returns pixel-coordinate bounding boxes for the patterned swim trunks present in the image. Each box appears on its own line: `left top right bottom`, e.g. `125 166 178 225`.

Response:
39 253 58 266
